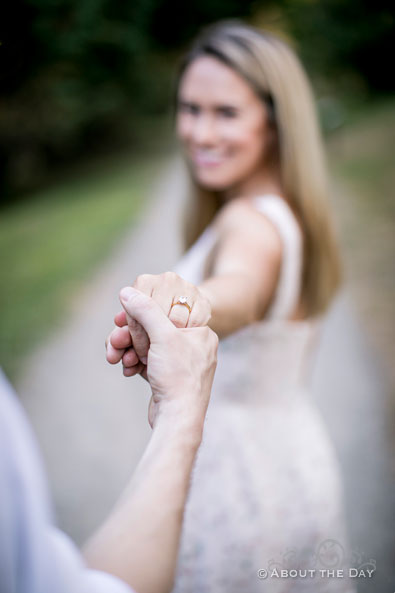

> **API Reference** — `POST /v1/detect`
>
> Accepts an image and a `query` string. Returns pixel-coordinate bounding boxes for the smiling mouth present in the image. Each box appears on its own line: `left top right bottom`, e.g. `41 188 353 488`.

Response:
191 150 226 167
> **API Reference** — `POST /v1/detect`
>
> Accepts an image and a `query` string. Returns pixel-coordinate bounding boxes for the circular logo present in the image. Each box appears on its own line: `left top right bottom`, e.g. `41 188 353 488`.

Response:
257 569 268 579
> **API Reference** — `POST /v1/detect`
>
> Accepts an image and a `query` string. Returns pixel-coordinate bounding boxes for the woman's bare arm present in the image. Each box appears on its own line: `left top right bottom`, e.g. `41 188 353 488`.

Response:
199 199 282 337
105 200 282 372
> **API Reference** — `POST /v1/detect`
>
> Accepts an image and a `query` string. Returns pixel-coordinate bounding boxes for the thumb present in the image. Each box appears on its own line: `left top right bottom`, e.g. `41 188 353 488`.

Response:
119 287 173 343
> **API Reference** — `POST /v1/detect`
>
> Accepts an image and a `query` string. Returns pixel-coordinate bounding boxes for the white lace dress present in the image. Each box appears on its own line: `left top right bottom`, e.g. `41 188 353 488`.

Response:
172 195 354 593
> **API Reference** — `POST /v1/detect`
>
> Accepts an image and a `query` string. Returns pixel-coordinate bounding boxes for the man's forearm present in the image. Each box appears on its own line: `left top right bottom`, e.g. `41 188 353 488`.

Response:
83 413 202 593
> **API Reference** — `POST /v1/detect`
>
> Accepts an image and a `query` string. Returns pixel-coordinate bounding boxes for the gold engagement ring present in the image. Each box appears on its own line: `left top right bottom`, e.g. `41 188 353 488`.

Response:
171 296 192 314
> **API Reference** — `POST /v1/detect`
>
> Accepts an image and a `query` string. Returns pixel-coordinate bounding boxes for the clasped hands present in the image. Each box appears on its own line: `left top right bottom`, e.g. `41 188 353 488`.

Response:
105 272 215 429
106 271 212 379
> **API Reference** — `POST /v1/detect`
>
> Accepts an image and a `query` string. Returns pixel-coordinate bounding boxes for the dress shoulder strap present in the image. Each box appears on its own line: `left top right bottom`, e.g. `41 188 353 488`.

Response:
253 194 303 320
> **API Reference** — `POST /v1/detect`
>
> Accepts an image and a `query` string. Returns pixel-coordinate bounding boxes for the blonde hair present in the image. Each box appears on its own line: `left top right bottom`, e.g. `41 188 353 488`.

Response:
176 21 342 317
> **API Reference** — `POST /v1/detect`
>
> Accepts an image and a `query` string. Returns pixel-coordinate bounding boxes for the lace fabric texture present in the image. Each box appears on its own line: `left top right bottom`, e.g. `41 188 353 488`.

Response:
172 196 354 592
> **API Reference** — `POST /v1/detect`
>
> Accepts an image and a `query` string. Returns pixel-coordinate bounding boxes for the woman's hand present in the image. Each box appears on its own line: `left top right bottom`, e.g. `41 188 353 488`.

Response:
106 272 211 377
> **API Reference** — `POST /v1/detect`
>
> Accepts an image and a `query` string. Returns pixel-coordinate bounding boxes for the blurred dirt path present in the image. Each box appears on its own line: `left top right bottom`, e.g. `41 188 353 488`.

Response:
16 158 394 590
312 295 394 592
16 157 188 543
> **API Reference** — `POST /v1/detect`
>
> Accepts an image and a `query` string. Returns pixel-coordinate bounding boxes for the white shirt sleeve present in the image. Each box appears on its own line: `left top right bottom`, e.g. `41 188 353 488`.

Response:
44 527 133 593
0 370 135 593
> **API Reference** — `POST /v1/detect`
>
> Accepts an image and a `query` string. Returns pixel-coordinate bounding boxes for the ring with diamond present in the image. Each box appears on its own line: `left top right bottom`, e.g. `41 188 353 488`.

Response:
171 296 192 314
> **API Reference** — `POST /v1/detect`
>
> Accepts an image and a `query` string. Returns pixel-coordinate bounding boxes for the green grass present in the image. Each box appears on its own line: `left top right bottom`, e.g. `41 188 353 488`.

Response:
329 97 395 206
0 154 165 379
327 97 395 255
327 96 395 392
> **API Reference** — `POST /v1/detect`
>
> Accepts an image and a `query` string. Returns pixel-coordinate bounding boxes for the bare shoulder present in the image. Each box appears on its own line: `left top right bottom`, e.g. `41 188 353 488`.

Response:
214 197 283 260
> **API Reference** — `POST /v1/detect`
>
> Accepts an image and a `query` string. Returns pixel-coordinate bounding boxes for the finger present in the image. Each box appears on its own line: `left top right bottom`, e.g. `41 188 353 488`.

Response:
187 299 211 328
168 301 191 328
119 287 174 343
150 284 174 317
140 366 148 382
123 361 145 377
106 342 125 365
110 326 133 350
127 318 150 364
133 273 156 295
122 347 139 368
114 301 150 363
115 310 127 327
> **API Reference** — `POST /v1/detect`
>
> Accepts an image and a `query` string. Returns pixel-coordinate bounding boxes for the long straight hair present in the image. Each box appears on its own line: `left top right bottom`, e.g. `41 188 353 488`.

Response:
175 22 342 317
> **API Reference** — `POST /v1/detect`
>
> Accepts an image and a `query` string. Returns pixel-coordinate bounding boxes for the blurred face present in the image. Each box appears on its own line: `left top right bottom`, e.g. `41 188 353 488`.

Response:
176 56 273 196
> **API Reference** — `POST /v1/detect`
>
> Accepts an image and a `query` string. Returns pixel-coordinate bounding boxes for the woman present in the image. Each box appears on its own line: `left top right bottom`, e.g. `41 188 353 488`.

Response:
107 22 354 592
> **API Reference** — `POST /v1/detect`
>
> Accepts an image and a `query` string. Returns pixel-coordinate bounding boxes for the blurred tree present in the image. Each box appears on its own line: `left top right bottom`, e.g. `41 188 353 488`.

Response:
280 0 394 92
0 0 393 199
0 0 255 198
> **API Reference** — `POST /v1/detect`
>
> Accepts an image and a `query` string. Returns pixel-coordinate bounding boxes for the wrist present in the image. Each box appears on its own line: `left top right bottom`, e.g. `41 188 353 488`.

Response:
153 401 205 450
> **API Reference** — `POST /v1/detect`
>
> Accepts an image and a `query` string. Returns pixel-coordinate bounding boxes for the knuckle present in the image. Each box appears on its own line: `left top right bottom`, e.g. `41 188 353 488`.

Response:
160 272 174 289
134 274 152 289
164 270 178 281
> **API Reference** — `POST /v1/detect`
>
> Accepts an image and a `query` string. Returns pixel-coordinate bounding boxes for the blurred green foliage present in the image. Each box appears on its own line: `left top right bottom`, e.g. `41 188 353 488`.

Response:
0 154 163 378
0 0 393 199
0 0 255 198
281 0 394 92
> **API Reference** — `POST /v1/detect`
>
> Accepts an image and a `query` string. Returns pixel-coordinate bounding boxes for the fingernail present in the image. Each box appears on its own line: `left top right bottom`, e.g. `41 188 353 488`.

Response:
140 356 147 365
120 287 135 302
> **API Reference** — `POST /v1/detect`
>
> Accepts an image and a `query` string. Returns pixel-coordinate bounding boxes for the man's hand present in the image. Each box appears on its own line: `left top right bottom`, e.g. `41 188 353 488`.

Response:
118 286 217 430
106 272 212 379
84 287 217 593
